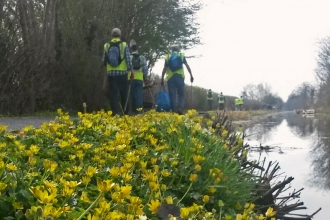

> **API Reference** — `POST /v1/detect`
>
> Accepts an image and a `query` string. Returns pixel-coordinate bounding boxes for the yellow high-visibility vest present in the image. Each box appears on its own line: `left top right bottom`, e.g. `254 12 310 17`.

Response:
165 52 185 80
218 95 225 104
104 38 127 72
128 54 143 80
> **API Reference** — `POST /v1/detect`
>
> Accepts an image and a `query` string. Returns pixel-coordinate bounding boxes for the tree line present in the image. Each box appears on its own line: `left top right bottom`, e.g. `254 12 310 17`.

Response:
285 37 330 111
0 0 201 115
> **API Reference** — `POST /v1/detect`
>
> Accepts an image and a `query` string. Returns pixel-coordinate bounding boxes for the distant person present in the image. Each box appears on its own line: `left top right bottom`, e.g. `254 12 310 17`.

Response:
234 97 239 111
207 89 213 110
238 96 244 111
129 44 148 114
161 45 194 115
218 92 226 110
103 28 134 115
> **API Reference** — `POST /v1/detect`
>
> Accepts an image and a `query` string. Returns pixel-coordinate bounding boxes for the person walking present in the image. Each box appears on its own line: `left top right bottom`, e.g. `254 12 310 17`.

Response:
161 45 193 115
218 92 226 110
128 44 148 114
103 28 134 116
238 95 244 111
234 97 239 111
207 89 213 111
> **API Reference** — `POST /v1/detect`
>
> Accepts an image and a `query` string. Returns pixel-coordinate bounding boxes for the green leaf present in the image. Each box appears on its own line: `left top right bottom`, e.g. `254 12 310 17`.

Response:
207 185 227 188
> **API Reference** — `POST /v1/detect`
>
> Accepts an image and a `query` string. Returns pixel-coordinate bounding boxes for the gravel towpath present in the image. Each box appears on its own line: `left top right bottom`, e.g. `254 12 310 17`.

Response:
0 116 55 131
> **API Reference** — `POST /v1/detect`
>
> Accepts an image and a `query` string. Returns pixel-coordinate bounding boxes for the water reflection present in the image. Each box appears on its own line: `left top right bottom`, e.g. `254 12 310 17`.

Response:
245 114 284 145
245 112 330 191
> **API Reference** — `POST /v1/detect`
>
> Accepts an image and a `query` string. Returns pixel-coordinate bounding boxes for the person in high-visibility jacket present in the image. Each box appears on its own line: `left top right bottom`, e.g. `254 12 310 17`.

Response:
161 45 194 115
103 28 134 115
207 89 213 110
128 45 148 114
238 96 244 111
234 98 239 111
218 92 226 110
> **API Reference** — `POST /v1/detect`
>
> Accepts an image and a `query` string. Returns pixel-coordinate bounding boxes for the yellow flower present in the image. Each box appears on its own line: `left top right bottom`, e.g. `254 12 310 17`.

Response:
109 166 120 177
129 196 142 205
193 155 205 164
139 215 147 220
209 187 217 194
147 199 161 214
122 173 132 182
256 214 265 220
0 161 4 169
161 170 171 177
59 140 69 148
214 178 221 184
0 182 7 191
154 165 159 174
81 176 91 185
120 185 132 197
140 161 147 169
166 196 173 204
69 155 76 160
62 185 74 197
189 173 198 182
28 157 37 166
98 199 111 211
150 158 157 164
6 163 17 171
236 214 242 220
171 160 178 166
32 188 57 204
0 125 8 132
72 166 82 173
97 178 114 192
43 159 57 173
202 195 210 203
13 202 24 209
244 203 255 211
43 180 58 189
86 166 98 177
221 130 228 137
194 164 202 171
80 191 90 203
265 207 276 217
180 207 190 218
161 184 167 191
87 214 99 220
29 145 40 154
149 182 159 191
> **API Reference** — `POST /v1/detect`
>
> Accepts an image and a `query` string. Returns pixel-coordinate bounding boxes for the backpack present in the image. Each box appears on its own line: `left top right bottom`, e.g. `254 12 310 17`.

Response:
107 41 124 67
131 54 142 70
207 91 212 98
219 95 224 101
168 53 183 72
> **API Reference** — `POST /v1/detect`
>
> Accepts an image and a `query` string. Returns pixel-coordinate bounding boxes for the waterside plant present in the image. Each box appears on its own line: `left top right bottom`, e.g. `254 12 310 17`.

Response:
0 109 277 219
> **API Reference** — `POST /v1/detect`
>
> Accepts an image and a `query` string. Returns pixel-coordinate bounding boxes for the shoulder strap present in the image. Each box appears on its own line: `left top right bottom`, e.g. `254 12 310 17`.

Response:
119 42 126 60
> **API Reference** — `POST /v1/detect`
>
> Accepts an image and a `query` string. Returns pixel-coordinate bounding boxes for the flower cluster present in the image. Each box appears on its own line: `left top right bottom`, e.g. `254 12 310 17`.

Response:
0 109 276 219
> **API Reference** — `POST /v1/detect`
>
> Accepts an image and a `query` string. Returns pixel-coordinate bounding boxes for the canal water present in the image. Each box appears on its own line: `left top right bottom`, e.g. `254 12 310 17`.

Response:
244 111 330 220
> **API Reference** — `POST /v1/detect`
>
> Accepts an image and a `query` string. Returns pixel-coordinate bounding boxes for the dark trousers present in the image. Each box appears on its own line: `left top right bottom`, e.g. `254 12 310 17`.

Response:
131 80 143 113
208 100 213 110
108 74 129 115
219 103 224 110
168 74 185 113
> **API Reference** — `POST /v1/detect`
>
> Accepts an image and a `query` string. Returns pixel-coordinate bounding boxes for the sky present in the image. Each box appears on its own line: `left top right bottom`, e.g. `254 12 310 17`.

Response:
152 0 330 102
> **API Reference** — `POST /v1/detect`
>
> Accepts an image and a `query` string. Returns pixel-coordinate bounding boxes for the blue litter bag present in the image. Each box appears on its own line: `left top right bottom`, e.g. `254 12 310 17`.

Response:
156 86 171 112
